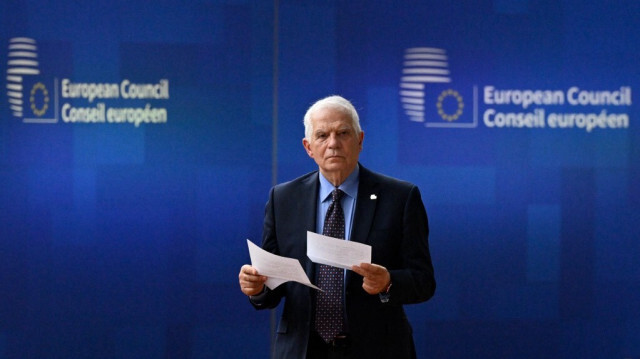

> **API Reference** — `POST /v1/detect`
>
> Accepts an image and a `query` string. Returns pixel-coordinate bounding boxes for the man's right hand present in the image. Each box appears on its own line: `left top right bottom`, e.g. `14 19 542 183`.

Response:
238 265 268 296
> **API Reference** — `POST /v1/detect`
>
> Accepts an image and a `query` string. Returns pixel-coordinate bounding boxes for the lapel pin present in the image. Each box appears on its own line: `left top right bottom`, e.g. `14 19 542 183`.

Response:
370 194 377 200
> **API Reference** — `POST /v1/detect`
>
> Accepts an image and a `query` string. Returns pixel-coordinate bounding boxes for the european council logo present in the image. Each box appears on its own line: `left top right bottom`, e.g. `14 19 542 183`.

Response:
399 47 476 128
6 37 58 124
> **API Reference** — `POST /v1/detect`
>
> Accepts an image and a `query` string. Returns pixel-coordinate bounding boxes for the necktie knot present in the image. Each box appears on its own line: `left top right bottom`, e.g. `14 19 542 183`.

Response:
324 189 345 239
331 188 344 203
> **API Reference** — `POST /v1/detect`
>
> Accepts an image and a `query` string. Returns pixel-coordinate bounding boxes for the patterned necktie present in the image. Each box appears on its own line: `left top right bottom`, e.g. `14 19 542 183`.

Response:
314 188 345 342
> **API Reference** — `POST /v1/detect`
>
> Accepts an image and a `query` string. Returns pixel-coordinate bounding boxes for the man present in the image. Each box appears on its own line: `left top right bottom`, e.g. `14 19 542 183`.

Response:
238 95 435 358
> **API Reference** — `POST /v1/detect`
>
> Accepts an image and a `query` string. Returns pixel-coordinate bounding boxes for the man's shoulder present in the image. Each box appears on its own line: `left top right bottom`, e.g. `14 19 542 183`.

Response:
273 170 318 192
360 165 416 190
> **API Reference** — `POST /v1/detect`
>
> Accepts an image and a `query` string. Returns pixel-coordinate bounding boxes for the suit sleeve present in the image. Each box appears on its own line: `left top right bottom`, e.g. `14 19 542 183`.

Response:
387 185 436 305
248 186 286 309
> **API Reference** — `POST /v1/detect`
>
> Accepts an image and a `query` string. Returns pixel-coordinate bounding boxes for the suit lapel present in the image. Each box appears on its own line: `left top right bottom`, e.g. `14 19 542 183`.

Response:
346 165 378 288
350 166 378 246
300 173 319 278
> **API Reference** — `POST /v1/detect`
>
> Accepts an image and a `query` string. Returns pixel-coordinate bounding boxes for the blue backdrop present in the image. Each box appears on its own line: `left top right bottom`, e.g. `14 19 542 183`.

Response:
1 1 639 358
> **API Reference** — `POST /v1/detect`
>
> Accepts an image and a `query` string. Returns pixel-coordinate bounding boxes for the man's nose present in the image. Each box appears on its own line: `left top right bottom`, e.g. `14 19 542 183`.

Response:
327 133 340 147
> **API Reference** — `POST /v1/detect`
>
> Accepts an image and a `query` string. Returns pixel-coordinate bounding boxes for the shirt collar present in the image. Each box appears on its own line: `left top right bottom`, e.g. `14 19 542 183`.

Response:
319 164 360 202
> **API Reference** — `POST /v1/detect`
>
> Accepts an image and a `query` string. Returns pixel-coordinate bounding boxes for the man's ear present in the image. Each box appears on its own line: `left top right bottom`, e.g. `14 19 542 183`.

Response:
302 138 313 157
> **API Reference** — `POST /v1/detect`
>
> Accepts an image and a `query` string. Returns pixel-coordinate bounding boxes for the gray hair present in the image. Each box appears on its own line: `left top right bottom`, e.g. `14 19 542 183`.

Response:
303 95 362 140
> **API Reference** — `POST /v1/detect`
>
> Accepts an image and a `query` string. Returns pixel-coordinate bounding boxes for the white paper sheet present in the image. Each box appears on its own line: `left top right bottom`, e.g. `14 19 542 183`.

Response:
306 231 372 269
247 239 320 290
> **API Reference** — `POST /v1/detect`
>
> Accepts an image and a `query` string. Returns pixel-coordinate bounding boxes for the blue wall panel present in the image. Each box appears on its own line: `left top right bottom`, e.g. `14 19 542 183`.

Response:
1 0 639 358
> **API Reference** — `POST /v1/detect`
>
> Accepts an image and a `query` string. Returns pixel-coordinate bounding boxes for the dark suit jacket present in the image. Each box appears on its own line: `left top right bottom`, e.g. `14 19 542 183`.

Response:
251 165 435 358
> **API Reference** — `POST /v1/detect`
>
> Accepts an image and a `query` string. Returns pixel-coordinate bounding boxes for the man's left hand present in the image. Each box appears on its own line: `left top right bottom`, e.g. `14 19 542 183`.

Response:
351 263 391 295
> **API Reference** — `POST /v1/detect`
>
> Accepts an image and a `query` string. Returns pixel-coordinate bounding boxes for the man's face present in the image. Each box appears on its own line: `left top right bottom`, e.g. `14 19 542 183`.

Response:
302 107 364 183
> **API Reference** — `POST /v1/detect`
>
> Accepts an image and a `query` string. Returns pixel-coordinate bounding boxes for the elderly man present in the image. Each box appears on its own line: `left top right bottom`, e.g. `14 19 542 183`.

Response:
239 95 435 358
